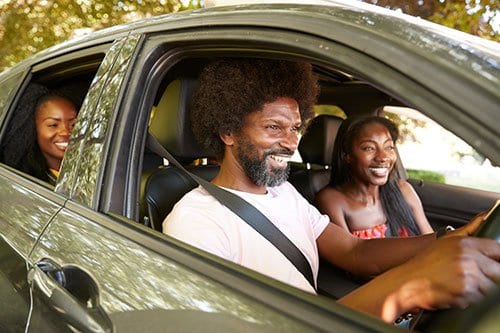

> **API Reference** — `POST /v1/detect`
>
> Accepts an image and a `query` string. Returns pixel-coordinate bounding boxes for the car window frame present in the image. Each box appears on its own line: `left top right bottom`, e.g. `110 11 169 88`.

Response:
100 26 491 221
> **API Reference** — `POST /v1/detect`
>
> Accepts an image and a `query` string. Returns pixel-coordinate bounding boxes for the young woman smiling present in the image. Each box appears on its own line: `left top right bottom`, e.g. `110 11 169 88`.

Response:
0 83 77 185
316 116 433 239
34 93 77 182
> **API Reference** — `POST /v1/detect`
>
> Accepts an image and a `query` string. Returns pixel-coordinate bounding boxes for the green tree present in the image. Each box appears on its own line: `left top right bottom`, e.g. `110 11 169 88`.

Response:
363 0 499 41
0 0 201 71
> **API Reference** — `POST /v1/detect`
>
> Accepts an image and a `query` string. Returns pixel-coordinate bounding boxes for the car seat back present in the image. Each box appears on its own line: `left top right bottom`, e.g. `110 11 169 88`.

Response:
145 77 218 231
289 114 344 203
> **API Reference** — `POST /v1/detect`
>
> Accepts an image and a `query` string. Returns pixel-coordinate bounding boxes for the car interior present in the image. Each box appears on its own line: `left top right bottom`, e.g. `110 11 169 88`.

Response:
140 57 405 228
135 56 415 299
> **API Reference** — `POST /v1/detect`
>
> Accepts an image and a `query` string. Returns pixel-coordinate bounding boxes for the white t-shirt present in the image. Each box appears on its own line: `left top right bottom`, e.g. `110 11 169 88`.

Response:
163 181 330 293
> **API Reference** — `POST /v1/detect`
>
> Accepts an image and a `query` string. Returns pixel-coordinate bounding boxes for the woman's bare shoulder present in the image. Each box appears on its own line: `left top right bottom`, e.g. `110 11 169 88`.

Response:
397 179 418 196
316 185 348 203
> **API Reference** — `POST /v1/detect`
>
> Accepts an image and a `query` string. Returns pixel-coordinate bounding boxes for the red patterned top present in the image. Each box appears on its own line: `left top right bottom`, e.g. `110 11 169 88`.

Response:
351 223 409 239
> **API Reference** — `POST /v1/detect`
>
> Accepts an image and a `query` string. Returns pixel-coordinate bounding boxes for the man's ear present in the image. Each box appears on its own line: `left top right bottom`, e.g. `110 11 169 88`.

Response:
219 132 235 146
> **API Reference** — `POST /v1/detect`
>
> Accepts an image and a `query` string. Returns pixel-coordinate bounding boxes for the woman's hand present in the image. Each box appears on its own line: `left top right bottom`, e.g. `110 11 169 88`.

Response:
445 211 487 237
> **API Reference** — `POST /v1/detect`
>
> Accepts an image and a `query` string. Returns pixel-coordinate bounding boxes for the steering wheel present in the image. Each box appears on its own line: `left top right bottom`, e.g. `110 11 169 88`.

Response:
413 202 500 332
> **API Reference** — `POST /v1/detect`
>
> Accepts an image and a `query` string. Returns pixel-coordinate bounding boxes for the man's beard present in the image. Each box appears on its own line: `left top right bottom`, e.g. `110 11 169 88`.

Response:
236 137 292 187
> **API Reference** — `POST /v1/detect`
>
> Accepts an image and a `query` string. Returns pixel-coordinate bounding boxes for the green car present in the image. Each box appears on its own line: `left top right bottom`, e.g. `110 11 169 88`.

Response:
0 1 498 332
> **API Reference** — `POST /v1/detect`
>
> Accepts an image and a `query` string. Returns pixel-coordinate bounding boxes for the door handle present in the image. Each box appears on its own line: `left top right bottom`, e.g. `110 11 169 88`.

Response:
28 258 113 333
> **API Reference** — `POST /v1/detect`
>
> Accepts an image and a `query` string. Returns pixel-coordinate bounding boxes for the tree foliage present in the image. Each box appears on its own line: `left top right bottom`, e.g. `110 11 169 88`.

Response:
0 1 498 72
0 0 201 71
363 0 499 41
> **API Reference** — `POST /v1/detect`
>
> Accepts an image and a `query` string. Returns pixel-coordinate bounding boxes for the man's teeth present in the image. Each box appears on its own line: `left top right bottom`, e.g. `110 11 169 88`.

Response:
270 155 291 163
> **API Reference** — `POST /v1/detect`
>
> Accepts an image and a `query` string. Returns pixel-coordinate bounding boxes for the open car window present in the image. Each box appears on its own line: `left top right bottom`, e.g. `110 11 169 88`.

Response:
0 52 104 187
384 107 500 194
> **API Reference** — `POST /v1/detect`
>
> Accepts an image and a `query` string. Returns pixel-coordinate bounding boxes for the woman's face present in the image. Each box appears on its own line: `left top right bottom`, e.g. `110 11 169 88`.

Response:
346 122 397 186
35 98 77 171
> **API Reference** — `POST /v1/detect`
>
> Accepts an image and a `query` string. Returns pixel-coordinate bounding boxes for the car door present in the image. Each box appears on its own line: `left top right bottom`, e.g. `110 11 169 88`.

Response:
0 67 69 332
19 38 126 332
0 38 118 332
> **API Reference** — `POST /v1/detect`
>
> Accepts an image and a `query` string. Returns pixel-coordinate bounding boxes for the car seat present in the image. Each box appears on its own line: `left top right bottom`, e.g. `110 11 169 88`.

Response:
144 78 219 231
288 114 344 204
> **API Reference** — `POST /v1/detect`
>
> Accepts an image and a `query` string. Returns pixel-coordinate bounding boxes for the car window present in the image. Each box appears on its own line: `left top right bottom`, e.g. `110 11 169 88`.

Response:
384 106 500 194
0 54 104 187
0 71 24 123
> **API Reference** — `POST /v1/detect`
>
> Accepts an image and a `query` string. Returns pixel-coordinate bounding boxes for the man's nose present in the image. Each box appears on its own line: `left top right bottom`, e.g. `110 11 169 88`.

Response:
281 130 299 152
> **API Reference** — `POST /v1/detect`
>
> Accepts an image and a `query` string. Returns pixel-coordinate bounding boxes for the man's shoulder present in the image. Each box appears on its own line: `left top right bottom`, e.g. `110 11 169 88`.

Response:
164 186 225 231
175 185 218 208
269 181 301 195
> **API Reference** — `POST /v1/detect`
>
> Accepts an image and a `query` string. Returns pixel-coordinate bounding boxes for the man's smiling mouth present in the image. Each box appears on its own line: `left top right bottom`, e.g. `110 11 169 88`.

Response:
269 154 292 163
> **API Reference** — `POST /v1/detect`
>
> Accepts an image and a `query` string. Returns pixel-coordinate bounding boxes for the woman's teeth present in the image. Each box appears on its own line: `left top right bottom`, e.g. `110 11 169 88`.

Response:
55 142 68 149
369 167 388 176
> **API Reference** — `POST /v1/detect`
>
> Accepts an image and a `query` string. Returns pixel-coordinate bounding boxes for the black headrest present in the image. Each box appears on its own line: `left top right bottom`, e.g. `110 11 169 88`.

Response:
298 114 344 165
148 78 214 160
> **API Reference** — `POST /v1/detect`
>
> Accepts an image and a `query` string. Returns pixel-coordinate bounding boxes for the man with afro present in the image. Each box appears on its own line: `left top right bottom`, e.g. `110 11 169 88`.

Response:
164 58 500 323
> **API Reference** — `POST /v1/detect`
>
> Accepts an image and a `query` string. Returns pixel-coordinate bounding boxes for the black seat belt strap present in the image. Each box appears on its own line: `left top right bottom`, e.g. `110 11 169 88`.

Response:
147 133 315 290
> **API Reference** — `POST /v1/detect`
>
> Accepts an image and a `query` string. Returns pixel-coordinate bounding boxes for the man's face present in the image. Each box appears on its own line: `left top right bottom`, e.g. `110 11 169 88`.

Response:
233 97 302 187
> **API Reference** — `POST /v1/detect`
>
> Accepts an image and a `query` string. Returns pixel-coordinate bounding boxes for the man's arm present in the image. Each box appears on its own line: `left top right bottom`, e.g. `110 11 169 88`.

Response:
337 236 500 322
317 222 435 276
318 213 500 322
317 211 488 277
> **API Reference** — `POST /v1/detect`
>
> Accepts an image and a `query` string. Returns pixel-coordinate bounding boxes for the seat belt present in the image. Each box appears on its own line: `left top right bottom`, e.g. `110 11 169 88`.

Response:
146 133 315 290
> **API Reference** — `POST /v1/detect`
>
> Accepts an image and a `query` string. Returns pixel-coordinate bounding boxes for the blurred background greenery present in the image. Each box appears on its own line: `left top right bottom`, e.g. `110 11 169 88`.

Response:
0 0 498 72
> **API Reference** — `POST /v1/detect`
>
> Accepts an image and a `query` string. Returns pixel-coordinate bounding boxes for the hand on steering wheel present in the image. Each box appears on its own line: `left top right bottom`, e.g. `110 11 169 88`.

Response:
411 200 500 332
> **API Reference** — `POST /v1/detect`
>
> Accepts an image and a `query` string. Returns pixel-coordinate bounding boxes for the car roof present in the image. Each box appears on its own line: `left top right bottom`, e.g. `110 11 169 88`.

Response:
4 1 498 72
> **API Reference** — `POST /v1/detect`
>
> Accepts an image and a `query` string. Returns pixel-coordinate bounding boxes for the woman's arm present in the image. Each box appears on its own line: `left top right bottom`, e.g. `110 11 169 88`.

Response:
399 179 434 234
316 187 350 231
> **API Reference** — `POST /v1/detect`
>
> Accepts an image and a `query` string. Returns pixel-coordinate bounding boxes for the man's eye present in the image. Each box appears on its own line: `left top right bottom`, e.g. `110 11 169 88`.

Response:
267 125 279 130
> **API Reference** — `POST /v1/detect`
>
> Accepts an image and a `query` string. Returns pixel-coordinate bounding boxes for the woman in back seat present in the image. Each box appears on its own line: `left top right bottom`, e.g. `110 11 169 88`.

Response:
316 116 433 239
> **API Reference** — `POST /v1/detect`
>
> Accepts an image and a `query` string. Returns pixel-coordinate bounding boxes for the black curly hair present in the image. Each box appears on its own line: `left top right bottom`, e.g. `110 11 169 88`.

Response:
190 58 319 160
330 116 420 236
0 83 76 183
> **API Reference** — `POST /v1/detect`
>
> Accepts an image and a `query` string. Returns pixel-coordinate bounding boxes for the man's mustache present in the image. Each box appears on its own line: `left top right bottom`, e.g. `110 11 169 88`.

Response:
264 149 294 157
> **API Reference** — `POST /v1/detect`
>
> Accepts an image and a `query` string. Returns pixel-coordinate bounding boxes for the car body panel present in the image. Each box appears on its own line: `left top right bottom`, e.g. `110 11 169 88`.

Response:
28 200 393 332
0 169 66 332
